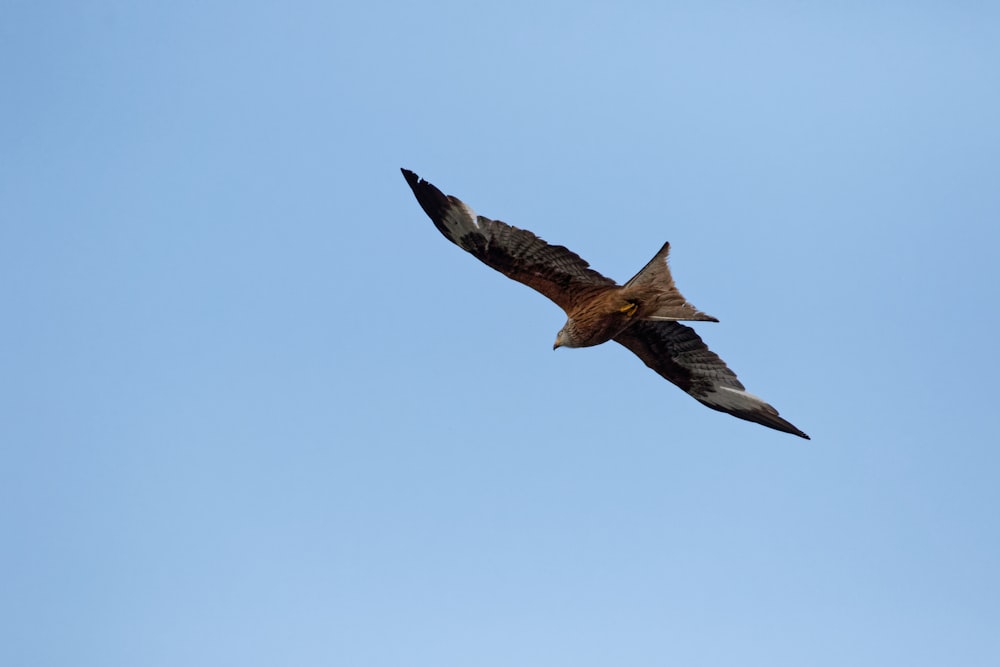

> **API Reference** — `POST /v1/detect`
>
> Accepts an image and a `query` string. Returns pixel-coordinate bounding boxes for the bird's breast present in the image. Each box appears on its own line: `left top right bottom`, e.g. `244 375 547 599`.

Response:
566 291 642 347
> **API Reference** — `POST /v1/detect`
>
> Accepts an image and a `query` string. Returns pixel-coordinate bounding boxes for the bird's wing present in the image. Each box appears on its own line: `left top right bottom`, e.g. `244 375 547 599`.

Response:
402 169 616 311
614 320 809 439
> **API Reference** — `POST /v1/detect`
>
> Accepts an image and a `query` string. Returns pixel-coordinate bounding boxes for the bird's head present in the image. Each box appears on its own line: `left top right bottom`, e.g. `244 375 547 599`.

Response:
553 322 576 350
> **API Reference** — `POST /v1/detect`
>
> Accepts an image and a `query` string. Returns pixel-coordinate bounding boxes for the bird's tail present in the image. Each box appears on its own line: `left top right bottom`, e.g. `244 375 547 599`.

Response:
624 242 718 322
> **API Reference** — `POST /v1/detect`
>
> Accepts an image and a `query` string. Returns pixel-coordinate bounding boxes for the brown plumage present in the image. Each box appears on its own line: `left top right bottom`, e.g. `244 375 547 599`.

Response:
401 168 809 439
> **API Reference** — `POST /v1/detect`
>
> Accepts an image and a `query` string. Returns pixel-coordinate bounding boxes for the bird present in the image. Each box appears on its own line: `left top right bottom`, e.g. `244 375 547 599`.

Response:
401 168 809 439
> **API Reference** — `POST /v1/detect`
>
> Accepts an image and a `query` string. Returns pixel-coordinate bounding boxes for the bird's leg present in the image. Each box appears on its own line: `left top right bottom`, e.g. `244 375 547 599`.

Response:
619 301 639 318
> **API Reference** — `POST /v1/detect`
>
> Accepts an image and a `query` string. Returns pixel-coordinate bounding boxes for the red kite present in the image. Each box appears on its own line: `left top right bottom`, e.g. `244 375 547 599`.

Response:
402 169 808 439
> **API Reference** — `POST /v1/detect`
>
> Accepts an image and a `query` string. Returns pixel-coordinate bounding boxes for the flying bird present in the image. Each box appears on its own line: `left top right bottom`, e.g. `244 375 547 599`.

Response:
401 169 809 439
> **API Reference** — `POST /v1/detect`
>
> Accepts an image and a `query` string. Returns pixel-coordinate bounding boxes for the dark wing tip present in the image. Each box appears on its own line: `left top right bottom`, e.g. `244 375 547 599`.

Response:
400 167 419 191
695 396 810 440
770 417 810 440
792 425 811 440
755 403 810 440
401 168 448 222
400 168 421 190
401 168 486 255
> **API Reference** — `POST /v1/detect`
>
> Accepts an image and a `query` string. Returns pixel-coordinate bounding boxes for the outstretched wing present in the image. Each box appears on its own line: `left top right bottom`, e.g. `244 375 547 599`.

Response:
402 169 615 311
614 320 809 439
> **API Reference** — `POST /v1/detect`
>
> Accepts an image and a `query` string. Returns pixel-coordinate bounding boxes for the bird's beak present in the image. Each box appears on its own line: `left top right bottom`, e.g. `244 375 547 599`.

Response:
553 340 561 350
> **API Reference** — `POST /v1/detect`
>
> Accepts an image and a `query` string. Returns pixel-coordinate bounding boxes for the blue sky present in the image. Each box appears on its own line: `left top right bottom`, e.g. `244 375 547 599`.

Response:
2 2 999 665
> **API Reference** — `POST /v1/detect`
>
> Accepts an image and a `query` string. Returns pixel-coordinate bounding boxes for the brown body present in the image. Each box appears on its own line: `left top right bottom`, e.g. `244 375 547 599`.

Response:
554 240 717 349
560 287 641 348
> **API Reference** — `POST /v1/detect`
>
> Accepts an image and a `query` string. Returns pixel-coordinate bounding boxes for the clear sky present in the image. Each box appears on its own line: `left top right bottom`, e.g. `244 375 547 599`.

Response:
2 2 999 665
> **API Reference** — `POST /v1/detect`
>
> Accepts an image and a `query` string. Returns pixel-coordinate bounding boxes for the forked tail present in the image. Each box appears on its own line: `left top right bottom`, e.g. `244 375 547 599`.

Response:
624 242 718 322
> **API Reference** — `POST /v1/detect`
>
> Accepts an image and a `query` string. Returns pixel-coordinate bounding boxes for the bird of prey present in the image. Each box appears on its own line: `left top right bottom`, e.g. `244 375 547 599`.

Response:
401 169 809 439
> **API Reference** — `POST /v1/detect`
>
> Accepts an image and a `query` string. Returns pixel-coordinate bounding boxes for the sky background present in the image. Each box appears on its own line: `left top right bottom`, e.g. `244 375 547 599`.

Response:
2 2 999 665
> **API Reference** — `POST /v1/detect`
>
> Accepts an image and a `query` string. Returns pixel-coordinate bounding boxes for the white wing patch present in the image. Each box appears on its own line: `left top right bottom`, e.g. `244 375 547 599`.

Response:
706 385 769 411
460 201 478 226
442 199 479 234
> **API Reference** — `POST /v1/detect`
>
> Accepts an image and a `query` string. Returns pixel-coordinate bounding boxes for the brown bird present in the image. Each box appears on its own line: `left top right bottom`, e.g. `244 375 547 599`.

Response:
402 169 809 439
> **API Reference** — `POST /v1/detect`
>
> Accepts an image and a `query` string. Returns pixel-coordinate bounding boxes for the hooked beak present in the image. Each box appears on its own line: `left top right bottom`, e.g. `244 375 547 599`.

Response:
553 341 561 350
